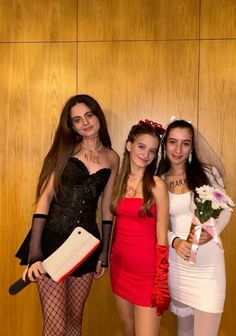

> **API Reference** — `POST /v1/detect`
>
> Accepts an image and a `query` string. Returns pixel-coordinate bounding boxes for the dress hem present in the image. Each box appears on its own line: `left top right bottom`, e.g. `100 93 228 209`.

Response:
112 288 153 308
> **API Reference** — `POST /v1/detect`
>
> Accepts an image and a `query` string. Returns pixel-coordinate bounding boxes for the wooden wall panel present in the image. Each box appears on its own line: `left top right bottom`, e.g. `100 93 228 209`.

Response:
199 40 236 335
77 41 199 157
0 0 77 42
1 0 235 335
78 40 198 335
78 0 199 41
201 0 236 38
0 43 76 335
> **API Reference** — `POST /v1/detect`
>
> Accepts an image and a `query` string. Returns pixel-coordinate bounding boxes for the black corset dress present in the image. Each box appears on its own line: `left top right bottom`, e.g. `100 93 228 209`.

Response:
16 157 111 277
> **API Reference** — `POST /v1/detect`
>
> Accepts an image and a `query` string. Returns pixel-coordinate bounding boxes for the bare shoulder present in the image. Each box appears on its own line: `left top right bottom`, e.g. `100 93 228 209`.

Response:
152 176 168 205
107 148 119 160
104 148 120 168
153 175 166 190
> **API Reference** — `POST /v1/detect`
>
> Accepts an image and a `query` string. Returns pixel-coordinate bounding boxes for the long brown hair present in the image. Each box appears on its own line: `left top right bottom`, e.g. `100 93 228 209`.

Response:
157 119 210 194
36 94 111 198
111 120 164 217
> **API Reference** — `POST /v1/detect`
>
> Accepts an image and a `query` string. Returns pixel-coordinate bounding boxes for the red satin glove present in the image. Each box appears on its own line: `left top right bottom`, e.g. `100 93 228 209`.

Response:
152 244 170 315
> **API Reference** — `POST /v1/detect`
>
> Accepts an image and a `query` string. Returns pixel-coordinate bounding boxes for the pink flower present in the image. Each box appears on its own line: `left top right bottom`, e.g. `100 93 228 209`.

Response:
213 190 224 203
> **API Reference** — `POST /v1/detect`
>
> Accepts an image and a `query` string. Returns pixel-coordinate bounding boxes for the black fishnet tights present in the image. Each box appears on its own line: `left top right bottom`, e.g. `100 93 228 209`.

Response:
37 273 94 336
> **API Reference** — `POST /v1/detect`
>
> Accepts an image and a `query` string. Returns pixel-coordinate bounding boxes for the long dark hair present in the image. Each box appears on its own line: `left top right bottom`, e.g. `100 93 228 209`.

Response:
157 119 211 194
36 94 111 198
111 120 164 217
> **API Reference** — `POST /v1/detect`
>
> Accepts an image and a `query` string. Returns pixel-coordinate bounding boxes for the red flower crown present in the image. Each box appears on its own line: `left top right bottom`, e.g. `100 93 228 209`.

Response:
138 119 166 135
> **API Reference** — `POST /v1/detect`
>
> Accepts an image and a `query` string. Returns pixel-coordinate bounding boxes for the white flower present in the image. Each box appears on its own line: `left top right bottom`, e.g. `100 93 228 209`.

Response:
195 185 235 213
196 185 214 201
211 201 221 210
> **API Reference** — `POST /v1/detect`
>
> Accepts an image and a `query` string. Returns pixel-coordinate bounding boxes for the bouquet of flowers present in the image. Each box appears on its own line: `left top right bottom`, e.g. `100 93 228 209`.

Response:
187 185 235 264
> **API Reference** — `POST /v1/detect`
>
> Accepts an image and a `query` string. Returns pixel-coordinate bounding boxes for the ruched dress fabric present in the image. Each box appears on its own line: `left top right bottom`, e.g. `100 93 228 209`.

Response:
16 157 111 277
110 198 157 307
168 192 226 315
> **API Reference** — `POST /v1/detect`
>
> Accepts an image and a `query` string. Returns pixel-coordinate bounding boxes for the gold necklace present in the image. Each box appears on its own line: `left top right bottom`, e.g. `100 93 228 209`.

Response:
126 179 142 198
128 174 144 180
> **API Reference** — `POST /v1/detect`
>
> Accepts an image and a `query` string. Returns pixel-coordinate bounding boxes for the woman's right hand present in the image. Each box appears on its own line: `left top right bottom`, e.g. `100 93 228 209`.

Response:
173 238 192 261
23 262 46 282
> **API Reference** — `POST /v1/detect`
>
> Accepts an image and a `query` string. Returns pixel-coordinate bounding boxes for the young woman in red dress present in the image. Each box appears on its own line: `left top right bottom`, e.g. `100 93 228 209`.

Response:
110 120 170 336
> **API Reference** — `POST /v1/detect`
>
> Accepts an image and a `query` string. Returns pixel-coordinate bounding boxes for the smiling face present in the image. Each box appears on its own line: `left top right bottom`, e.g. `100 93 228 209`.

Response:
70 102 100 138
127 133 159 171
166 127 193 168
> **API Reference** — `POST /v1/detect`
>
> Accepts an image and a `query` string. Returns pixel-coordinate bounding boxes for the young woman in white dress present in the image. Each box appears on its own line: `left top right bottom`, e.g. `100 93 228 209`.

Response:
157 119 232 336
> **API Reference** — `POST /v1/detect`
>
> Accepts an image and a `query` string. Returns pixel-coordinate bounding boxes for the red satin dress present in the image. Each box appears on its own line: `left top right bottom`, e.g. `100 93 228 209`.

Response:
110 197 157 306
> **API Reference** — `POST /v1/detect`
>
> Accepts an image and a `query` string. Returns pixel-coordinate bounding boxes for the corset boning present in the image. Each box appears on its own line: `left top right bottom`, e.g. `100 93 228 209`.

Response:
45 158 111 236
46 186 98 235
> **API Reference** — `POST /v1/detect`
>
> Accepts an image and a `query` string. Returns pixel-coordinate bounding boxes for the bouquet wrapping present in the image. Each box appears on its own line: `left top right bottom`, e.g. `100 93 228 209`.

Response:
187 185 234 264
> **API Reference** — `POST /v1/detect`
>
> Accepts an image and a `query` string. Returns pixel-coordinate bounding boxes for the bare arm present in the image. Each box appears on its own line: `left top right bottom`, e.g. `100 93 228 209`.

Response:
34 173 55 214
94 151 119 279
153 176 169 245
101 151 120 220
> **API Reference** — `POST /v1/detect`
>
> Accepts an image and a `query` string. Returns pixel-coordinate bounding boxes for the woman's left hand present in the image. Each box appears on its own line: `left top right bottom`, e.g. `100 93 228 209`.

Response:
188 229 212 246
94 260 106 279
198 229 212 245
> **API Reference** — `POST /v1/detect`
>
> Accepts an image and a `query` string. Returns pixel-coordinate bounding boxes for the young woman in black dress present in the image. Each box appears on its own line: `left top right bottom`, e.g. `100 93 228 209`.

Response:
16 94 119 336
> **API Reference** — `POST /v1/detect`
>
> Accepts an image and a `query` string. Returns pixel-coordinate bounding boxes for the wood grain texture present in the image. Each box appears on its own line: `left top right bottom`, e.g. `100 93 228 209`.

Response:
0 0 77 42
0 42 76 335
199 40 236 335
201 0 236 38
77 41 198 159
77 41 198 335
78 0 199 41
1 0 236 335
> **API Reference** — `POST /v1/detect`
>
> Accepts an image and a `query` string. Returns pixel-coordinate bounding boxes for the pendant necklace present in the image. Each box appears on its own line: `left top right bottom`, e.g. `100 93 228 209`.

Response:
126 178 142 198
80 141 103 152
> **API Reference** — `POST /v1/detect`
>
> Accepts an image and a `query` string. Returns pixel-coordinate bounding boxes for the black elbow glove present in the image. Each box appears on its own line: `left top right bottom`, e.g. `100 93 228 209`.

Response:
28 214 48 266
98 220 113 267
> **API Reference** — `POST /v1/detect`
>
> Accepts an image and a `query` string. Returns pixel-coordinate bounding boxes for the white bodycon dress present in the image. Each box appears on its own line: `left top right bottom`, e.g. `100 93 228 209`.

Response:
168 189 231 316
